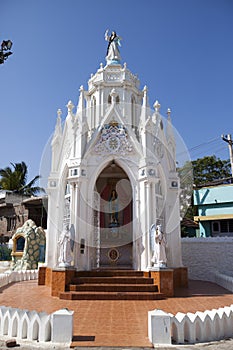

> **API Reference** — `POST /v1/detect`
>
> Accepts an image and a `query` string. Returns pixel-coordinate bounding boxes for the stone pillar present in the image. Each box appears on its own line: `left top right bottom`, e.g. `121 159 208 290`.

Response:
146 181 152 269
140 180 147 270
51 308 74 343
74 183 80 268
148 309 171 345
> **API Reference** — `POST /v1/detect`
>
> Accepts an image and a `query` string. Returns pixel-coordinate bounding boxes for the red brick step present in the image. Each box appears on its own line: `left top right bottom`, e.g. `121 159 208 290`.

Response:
59 269 164 300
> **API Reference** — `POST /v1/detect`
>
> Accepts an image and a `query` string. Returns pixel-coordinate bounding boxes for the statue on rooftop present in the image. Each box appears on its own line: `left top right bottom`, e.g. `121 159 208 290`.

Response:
105 29 122 65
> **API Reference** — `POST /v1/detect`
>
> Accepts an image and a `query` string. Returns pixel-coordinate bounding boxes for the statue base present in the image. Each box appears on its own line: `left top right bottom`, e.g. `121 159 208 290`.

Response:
150 268 174 297
38 266 76 297
148 267 188 297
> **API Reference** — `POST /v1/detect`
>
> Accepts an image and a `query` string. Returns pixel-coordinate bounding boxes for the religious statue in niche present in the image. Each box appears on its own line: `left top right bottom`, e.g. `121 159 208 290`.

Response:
150 224 167 268
105 29 122 64
58 225 73 267
109 189 119 228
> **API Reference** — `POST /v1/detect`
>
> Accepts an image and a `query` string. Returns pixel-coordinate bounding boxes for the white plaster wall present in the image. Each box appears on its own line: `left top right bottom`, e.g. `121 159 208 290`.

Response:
181 237 233 281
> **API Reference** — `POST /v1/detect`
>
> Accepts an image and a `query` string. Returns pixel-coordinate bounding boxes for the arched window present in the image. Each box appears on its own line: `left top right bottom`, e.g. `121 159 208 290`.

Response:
108 94 120 104
16 236 25 251
63 182 71 226
131 95 136 128
91 96 96 129
131 95 138 139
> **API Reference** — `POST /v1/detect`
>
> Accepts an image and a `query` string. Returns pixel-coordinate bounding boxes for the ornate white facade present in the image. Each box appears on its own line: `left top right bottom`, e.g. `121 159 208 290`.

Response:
46 60 183 271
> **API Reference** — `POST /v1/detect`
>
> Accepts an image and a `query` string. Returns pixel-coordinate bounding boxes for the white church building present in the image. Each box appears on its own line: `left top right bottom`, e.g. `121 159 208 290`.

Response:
45 32 184 278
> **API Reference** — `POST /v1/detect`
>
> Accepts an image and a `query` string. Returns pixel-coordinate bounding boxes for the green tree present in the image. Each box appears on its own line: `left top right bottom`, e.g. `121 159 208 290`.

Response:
0 161 43 196
178 155 231 225
192 155 231 186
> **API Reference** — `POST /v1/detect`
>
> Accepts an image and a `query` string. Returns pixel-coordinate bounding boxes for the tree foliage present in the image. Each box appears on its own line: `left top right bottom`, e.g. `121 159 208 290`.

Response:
0 161 43 196
192 155 231 186
178 155 231 222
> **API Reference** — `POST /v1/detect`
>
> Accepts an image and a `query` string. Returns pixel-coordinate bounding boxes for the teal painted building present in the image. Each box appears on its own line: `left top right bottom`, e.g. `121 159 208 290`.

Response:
194 181 233 237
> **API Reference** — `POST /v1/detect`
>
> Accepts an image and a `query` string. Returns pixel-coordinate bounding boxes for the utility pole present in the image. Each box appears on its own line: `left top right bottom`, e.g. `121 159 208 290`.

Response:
221 134 233 177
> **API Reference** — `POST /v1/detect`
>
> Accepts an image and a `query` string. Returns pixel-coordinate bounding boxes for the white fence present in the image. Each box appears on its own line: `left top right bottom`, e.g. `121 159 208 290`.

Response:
0 270 73 344
0 269 38 287
149 304 233 345
148 237 233 346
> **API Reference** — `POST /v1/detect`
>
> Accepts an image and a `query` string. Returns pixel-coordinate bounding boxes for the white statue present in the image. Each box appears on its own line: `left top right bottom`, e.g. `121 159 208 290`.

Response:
151 224 167 267
105 29 122 64
58 225 72 267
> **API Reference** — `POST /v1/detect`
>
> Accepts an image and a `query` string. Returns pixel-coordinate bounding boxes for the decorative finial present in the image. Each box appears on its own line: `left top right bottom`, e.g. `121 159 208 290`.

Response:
54 109 62 137
167 108 172 122
57 109 62 119
104 29 122 65
67 100 74 114
100 62 103 69
153 100 161 112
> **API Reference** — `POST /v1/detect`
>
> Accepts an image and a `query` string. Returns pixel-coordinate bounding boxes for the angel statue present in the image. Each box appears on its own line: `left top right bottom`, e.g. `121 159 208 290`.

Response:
105 29 122 65
150 223 167 268
58 225 73 267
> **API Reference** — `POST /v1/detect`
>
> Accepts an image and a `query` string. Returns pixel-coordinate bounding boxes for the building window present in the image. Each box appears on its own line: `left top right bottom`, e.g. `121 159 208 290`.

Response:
16 236 25 251
212 220 233 235
108 94 120 104
212 221 220 233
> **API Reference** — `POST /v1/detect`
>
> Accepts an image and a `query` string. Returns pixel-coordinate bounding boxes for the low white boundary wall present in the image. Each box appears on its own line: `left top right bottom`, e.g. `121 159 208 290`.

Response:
0 270 73 344
181 237 233 289
149 304 233 345
0 269 38 287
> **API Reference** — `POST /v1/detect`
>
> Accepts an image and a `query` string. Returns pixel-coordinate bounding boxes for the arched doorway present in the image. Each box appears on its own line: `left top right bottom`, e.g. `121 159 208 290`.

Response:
95 161 133 268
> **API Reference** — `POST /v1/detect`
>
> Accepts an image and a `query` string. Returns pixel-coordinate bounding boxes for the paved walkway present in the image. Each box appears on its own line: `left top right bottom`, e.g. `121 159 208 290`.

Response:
0 279 233 347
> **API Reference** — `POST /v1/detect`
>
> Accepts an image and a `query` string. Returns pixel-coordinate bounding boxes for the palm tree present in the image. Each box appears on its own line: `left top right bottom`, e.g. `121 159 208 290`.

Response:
0 161 43 196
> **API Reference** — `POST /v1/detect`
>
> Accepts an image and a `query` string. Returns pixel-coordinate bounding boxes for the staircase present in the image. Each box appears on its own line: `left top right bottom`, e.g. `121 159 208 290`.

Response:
59 270 164 300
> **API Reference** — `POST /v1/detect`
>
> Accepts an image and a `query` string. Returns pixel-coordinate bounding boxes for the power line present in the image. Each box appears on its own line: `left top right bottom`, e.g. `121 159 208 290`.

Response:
188 137 220 152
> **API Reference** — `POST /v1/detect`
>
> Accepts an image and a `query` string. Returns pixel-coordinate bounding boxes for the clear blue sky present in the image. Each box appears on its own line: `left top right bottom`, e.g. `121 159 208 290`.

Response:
1 0 233 181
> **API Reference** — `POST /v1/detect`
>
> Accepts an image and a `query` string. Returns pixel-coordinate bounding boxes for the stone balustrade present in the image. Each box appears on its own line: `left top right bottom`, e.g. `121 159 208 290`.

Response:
149 305 233 345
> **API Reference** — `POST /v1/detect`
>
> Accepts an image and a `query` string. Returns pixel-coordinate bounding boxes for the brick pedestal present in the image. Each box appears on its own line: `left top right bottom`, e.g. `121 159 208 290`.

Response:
150 269 174 297
38 266 75 297
149 267 188 297
173 267 188 288
38 266 46 285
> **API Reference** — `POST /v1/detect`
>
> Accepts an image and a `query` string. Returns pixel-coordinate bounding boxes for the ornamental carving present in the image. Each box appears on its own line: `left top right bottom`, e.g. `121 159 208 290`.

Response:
154 138 164 159
94 122 133 155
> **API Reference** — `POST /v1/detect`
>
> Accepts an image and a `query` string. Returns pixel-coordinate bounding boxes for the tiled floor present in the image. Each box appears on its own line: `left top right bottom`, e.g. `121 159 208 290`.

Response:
0 279 233 347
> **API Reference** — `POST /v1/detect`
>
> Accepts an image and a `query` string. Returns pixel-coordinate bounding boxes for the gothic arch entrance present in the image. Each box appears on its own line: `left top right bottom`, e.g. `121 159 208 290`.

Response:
95 161 133 269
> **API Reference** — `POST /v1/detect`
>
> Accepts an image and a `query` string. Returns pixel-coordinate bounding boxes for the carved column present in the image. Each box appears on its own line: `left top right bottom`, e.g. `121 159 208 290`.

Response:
145 181 152 269
74 183 80 268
